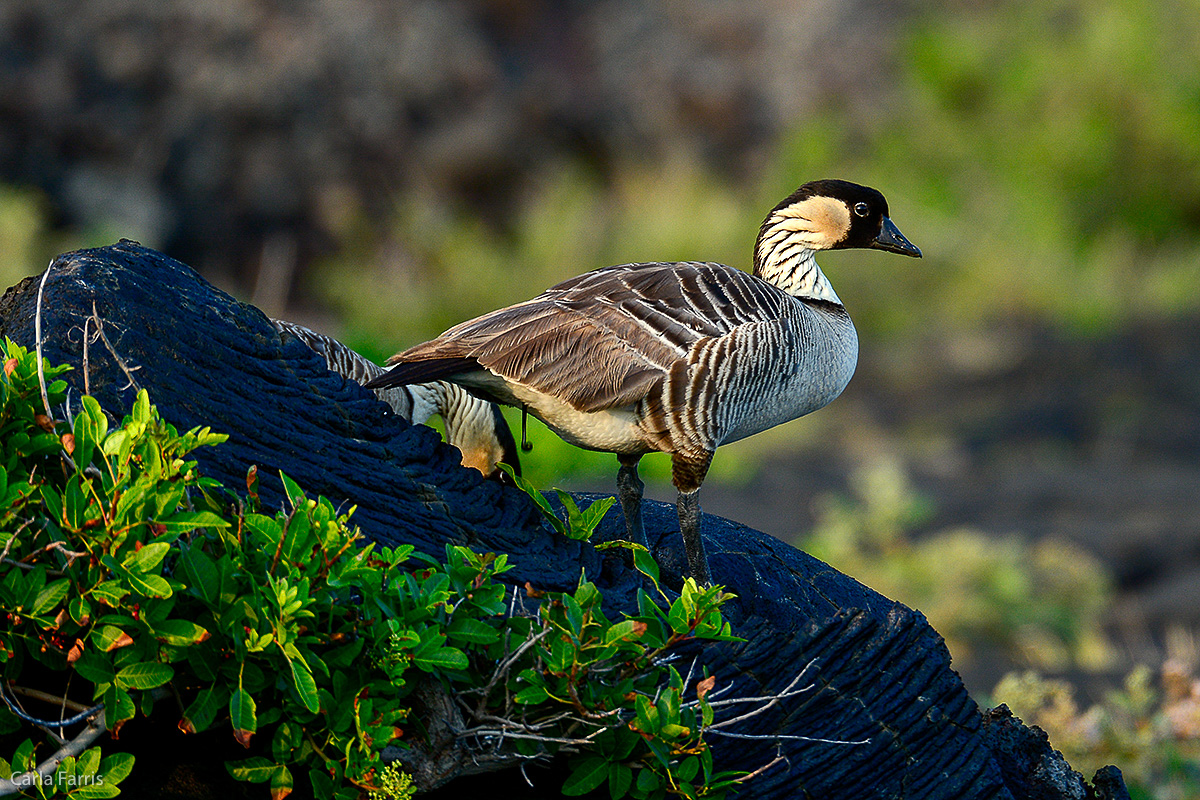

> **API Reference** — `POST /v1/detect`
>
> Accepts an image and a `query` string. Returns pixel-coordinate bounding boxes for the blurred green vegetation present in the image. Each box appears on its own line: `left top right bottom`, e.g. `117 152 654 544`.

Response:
307 0 1200 487
320 0 1200 357
993 659 1200 800
805 459 1115 674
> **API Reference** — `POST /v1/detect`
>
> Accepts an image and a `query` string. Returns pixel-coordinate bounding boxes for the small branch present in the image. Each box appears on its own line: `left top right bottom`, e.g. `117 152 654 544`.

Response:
0 684 105 730
6 685 95 715
0 710 107 797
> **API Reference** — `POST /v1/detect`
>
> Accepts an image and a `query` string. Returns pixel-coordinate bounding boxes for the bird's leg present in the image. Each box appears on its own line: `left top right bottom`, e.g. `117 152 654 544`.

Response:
672 452 713 587
616 453 647 549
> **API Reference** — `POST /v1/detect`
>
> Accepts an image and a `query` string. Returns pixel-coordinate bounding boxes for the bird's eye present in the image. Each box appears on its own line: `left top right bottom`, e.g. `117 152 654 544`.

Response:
853 202 870 218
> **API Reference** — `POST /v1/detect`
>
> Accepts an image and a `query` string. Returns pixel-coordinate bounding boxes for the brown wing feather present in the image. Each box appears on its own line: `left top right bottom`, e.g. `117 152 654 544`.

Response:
380 262 790 413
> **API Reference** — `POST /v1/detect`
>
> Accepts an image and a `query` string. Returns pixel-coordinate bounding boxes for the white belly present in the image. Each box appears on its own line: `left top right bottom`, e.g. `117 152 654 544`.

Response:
459 372 648 454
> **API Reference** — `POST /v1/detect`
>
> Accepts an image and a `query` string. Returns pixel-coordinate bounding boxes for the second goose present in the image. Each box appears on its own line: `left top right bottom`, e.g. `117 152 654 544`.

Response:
366 179 922 585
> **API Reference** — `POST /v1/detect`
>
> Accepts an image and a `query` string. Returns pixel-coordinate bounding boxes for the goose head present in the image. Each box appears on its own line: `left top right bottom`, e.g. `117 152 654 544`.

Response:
754 179 921 300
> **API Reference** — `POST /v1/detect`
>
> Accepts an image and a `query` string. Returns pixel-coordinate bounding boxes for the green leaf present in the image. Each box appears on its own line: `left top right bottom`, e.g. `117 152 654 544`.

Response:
270 765 294 800
677 755 700 783
513 685 549 705
547 635 573 673
272 722 302 764
73 651 116 684
154 619 209 646
280 472 306 509
608 761 633 800
103 685 135 727
446 616 500 645
127 571 173 598
413 646 469 673
31 578 70 616
102 554 172 598
497 464 566 535
563 757 609 796
157 510 231 531
244 514 283 547
578 496 617 533
130 390 151 424
178 545 220 606
633 546 661 588
226 756 278 784
604 620 644 645
230 688 257 739
667 598 692 635
636 766 660 793
91 625 133 652
98 752 134 786
282 646 320 713
562 594 584 637
115 661 174 690
181 687 224 734
69 596 93 625
128 541 171 573
90 580 128 608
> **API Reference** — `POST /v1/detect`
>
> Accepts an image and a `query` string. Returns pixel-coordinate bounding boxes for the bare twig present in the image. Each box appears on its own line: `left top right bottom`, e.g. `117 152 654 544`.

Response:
88 307 141 392
476 626 550 704
707 729 871 745
33 262 54 416
733 749 787 783
703 659 818 734
0 520 32 564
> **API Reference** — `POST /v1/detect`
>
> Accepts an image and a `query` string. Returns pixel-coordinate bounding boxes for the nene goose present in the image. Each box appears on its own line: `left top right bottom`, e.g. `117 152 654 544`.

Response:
364 180 921 585
272 320 520 481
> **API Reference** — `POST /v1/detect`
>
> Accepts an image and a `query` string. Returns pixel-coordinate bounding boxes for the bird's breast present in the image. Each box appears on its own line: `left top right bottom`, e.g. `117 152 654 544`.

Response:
711 307 858 446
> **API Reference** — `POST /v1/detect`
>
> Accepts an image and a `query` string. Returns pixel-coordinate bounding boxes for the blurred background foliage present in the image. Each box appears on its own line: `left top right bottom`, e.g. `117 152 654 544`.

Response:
2 0 1200 794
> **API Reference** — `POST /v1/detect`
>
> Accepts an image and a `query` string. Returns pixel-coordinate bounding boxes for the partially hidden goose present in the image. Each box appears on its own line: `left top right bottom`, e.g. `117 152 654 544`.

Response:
272 319 520 481
364 180 921 585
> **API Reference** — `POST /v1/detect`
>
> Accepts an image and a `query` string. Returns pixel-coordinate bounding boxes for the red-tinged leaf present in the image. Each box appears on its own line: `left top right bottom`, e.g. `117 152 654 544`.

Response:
93 626 134 652
696 675 716 702
230 688 257 746
178 718 196 735
3 358 16 377
525 581 545 598
270 766 293 800
67 639 84 664
61 433 75 455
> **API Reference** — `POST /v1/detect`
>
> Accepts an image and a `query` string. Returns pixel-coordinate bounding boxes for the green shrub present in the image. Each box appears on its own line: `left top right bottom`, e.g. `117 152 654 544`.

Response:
992 648 1200 800
0 338 748 799
803 459 1114 673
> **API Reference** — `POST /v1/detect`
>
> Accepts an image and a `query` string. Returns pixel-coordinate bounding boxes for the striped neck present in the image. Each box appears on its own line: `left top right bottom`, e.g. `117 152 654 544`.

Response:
753 246 843 305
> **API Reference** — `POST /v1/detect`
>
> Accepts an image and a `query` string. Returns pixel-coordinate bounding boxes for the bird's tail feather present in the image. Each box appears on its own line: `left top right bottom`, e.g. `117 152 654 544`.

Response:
363 357 481 390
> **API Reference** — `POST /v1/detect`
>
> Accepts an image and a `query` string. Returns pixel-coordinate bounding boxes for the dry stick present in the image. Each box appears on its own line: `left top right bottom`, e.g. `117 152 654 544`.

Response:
33 262 54 416
733 750 787 784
